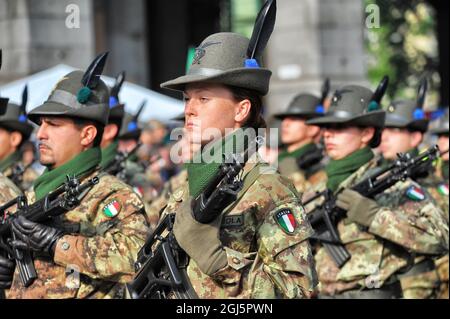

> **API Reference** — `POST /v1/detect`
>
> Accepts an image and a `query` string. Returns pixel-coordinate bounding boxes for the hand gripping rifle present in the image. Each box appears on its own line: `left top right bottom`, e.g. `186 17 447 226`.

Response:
0 175 99 287
126 144 257 299
305 145 443 268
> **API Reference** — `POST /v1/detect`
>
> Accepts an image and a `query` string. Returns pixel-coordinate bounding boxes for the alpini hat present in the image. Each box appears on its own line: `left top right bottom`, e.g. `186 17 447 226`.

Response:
274 79 330 120
384 78 429 133
28 52 110 125
161 0 277 96
428 107 449 135
307 76 389 128
118 100 146 140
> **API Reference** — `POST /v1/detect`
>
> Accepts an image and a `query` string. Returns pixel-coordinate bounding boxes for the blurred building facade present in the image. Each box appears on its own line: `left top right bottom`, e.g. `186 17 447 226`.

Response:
0 0 447 116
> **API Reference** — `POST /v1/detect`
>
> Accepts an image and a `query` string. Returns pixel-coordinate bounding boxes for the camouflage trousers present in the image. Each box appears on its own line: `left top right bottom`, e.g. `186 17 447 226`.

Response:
399 259 440 299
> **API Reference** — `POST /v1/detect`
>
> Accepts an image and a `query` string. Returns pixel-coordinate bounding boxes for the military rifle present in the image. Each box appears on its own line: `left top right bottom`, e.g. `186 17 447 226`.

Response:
126 143 257 299
0 175 99 287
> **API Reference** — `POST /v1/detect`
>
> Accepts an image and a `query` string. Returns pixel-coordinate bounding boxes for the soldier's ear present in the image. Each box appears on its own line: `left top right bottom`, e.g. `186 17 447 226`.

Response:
80 124 98 147
306 125 321 139
10 131 23 148
361 127 376 145
234 98 252 126
410 131 423 149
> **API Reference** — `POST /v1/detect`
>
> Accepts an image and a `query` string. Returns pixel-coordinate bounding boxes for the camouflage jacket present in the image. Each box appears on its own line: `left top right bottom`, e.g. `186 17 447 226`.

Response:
305 158 449 296
278 152 327 195
417 164 449 221
2 162 39 193
0 174 22 206
6 170 149 299
145 169 188 230
156 155 318 298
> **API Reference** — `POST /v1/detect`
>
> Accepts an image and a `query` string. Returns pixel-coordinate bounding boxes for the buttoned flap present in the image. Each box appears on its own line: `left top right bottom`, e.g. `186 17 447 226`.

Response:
224 247 257 272
259 199 314 259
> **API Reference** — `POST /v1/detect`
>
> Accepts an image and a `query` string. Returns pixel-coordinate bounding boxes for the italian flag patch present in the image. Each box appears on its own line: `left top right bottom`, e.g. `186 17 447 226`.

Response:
437 184 449 196
103 200 121 218
274 209 297 234
406 186 425 201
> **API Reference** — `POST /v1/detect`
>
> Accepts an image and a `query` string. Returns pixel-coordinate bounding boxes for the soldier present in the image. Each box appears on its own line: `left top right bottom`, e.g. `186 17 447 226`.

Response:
305 83 448 299
4 53 149 299
140 0 318 298
428 108 449 299
273 90 328 193
0 96 23 293
99 71 126 171
378 83 448 298
0 86 39 192
145 133 200 230
116 103 163 202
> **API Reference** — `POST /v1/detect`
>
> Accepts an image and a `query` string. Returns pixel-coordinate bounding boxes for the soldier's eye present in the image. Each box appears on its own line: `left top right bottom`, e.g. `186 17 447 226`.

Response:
200 97 209 103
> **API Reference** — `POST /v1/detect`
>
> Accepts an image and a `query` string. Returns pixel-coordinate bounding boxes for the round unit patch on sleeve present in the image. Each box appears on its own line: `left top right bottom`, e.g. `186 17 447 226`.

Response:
274 208 297 235
405 186 426 201
103 199 122 218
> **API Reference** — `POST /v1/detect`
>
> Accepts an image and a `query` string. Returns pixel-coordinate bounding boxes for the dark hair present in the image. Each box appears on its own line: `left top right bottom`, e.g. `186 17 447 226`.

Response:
72 117 105 147
226 85 267 129
1 126 28 150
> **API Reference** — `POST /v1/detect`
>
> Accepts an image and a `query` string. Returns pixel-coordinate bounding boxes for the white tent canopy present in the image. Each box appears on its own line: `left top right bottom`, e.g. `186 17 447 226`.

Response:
0 64 184 123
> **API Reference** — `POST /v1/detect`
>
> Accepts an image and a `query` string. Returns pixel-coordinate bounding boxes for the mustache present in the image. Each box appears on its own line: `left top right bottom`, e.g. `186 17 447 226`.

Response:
38 142 52 150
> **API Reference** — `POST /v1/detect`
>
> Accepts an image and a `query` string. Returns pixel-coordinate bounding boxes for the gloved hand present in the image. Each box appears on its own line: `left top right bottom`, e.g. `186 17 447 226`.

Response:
173 198 228 276
0 255 15 289
336 189 380 227
10 216 64 259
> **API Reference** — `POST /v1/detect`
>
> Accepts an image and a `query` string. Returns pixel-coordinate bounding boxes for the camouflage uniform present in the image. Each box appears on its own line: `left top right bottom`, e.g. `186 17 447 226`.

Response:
306 159 448 298
1 155 39 193
6 171 148 299
0 174 21 205
278 156 327 195
145 169 187 230
5 54 149 299
0 99 37 192
148 6 318 298
379 96 448 298
157 156 318 298
274 93 328 194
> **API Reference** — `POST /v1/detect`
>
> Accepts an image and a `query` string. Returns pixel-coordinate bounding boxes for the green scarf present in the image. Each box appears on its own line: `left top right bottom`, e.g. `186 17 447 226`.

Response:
33 147 101 201
100 141 118 170
0 151 22 173
326 147 374 192
442 160 449 180
185 128 249 199
278 142 316 162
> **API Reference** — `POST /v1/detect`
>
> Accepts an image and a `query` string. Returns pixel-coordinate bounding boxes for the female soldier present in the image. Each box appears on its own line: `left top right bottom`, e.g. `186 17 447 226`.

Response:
304 84 448 298
141 0 318 298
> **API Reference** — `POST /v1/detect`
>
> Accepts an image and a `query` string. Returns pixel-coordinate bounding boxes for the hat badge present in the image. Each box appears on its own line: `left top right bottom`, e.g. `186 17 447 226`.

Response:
192 41 221 65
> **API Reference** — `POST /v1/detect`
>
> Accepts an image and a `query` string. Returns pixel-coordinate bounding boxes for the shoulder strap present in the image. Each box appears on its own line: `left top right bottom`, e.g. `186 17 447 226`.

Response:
223 161 266 214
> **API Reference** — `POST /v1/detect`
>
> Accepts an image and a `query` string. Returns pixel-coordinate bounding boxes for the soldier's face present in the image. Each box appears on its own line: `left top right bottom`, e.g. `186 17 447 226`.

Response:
280 117 308 144
35 117 86 168
380 128 422 160
438 135 449 161
323 126 373 160
0 128 21 161
183 83 245 145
